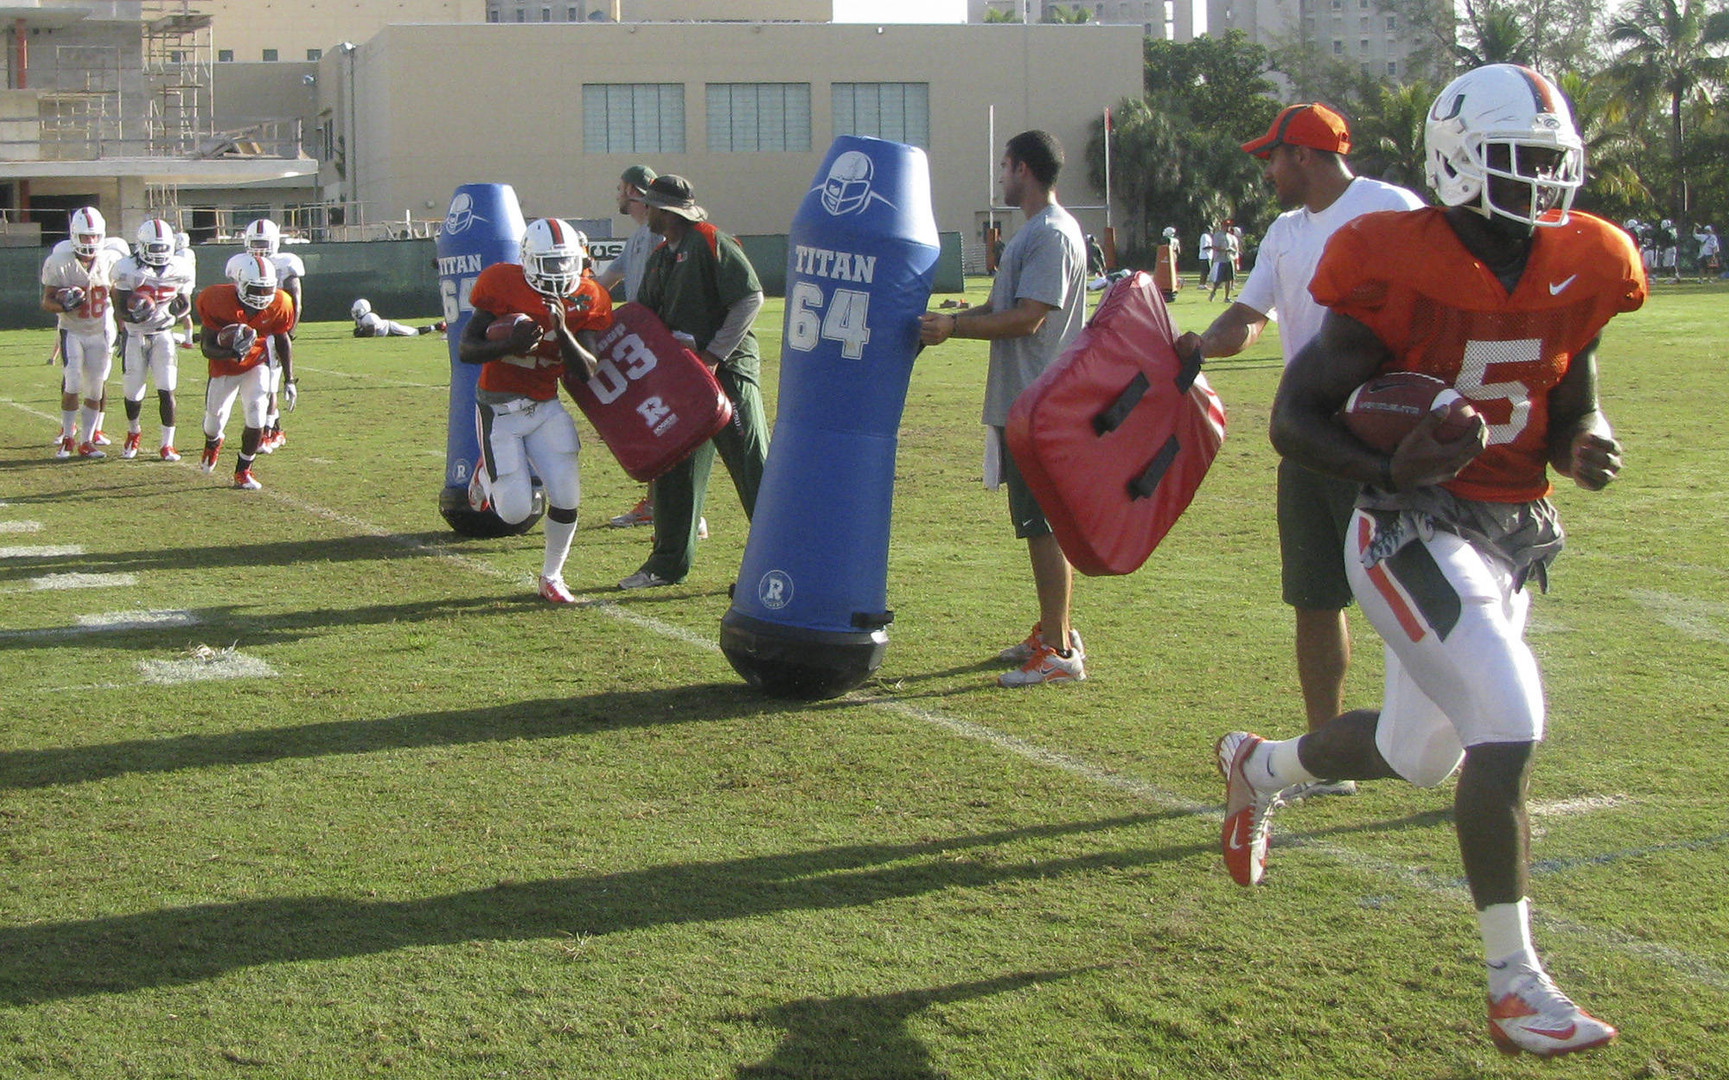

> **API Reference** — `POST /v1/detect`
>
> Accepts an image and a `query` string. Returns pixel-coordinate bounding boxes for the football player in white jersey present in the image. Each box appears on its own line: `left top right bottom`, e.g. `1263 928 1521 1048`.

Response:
40 206 124 459
225 219 305 451
349 298 444 337
112 218 196 461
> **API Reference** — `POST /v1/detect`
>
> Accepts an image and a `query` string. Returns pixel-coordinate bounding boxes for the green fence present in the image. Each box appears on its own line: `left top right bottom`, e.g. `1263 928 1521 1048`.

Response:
1 232 966 331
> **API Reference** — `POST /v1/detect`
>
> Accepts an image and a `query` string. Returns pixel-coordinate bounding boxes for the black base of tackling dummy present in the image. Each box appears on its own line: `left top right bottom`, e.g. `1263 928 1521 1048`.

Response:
720 610 887 700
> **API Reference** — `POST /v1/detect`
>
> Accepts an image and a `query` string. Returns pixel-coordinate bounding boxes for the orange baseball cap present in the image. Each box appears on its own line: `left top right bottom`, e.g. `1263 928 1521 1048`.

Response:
1241 103 1351 158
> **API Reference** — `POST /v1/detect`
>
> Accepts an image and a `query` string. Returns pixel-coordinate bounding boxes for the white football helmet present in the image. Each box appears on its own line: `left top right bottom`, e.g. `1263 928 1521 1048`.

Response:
235 254 279 310
175 230 191 253
520 218 586 298
1660 218 1674 230
244 218 281 258
69 206 105 258
136 219 176 267
351 298 372 320
1425 64 1584 228
1162 226 1177 239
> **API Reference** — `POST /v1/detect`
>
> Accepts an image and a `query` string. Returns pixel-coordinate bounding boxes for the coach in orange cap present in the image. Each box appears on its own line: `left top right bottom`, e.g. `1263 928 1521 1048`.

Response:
1177 101 1424 795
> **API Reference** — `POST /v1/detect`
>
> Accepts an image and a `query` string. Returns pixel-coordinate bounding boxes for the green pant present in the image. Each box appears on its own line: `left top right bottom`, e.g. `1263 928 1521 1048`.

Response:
638 364 768 582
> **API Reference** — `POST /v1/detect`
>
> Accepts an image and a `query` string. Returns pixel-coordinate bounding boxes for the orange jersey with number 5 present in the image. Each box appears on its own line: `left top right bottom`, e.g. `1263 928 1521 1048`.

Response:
468 263 613 400
1311 207 1646 502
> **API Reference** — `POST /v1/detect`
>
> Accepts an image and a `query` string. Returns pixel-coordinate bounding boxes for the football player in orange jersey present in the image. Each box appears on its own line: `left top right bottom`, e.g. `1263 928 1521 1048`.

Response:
1219 65 1646 1057
459 218 612 603
195 255 297 489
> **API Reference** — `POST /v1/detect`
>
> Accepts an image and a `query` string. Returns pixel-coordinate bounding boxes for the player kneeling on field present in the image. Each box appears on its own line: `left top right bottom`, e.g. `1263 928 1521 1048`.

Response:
196 255 297 490
458 218 612 603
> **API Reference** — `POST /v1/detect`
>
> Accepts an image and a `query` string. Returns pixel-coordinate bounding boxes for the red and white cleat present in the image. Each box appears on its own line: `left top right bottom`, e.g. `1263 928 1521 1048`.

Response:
159 445 181 462
233 469 262 491
1488 971 1618 1057
198 438 223 474
537 575 577 603
77 440 106 460
1216 731 1282 887
997 642 1086 687
54 436 75 460
121 431 142 459
91 429 111 446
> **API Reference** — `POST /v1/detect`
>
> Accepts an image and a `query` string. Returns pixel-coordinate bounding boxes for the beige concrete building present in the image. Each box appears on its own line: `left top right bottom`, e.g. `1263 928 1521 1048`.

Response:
484 0 831 22
314 21 1143 261
1208 0 1425 81
970 0 1195 40
202 0 483 64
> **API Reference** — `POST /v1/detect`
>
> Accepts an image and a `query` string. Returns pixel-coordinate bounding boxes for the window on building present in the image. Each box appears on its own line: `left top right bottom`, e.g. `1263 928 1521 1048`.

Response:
262 49 278 61
1332 38 1343 53
1359 15 1368 29
542 5 552 19
307 48 322 60
1359 37 1369 51
169 49 185 63
488 10 499 21
1386 60 1398 75
515 7 525 20
1386 13 1397 28
583 84 685 153
568 5 579 18
707 84 812 152
832 82 930 148
1330 0 1341 10
218 48 233 61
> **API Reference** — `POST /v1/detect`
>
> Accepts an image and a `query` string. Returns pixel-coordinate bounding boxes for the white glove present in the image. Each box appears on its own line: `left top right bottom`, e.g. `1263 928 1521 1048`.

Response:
283 381 298 412
56 286 86 312
670 331 697 349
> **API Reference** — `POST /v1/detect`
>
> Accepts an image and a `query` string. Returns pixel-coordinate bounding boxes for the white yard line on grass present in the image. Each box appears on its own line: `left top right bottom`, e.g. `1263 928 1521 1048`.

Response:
0 545 84 559
0 520 43 533
293 364 445 390
1626 589 1729 644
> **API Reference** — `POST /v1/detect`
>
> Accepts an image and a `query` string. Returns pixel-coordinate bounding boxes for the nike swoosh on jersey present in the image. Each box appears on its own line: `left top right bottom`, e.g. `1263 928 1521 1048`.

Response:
1548 275 1578 295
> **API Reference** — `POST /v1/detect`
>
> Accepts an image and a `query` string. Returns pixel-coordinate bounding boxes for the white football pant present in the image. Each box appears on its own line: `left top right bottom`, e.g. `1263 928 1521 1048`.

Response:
1345 508 1545 788
60 327 116 401
203 367 272 438
473 398 581 523
122 330 179 400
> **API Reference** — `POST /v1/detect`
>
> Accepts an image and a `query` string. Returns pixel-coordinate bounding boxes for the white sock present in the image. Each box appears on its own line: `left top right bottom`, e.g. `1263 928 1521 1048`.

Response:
542 515 577 580
266 411 280 429
94 409 105 433
61 410 77 439
128 420 143 435
1480 899 1539 991
78 405 98 443
1246 736 1317 791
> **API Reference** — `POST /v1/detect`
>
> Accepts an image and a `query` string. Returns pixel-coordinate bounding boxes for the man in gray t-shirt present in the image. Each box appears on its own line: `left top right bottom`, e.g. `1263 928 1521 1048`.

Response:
920 129 1088 687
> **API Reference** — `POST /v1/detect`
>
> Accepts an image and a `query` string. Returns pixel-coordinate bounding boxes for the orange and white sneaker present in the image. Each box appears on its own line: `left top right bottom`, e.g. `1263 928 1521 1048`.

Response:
198 445 220 474
998 621 1085 664
54 436 75 460
121 431 141 459
607 496 653 528
159 445 181 462
91 429 111 446
1216 731 1282 887
997 641 1085 686
233 469 262 491
467 459 491 513
1488 970 1617 1057
537 575 577 604
77 440 106 460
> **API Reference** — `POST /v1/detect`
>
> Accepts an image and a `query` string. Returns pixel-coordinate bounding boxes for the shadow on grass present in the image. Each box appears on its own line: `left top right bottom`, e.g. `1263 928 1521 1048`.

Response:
0 532 480 584
0 815 1185 1005
0 683 789 790
736 967 1099 1079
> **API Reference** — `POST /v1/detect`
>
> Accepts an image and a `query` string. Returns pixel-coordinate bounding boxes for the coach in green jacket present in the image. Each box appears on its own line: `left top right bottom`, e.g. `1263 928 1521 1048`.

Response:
617 174 770 590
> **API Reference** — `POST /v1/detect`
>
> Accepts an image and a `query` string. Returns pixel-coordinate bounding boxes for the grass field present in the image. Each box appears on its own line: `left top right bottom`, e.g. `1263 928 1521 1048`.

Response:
1 276 1726 1079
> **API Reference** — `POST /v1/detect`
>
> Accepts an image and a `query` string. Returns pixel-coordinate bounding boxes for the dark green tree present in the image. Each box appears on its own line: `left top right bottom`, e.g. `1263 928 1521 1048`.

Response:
1143 31 1280 144
1606 0 1729 219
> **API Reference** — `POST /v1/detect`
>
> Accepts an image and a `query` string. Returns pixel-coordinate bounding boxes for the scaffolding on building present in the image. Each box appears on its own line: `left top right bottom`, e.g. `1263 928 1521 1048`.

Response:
38 45 123 160
142 1 215 158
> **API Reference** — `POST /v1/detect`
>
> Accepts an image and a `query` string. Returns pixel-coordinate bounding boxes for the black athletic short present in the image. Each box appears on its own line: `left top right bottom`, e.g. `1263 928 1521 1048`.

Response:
998 428 1053 541
1277 457 1360 610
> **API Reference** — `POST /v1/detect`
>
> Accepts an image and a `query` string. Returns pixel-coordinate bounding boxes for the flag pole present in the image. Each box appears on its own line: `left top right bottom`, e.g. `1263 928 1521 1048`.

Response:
1103 106 1113 230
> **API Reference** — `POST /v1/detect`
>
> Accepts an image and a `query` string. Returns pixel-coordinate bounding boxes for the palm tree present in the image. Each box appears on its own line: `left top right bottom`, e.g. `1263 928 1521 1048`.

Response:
1606 0 1729 218
1453 1 1534 67
1554 69 1651 218
1042 4 1094 22
983 7 1022 22
1351 80 1435 192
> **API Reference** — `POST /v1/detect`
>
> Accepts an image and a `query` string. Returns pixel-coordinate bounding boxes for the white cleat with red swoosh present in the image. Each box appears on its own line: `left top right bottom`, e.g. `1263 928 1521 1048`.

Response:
1216 731 1283 887
1488 971 1617 1056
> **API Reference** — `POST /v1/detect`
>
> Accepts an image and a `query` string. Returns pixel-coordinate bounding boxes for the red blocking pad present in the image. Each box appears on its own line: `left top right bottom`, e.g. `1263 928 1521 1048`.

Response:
563 301 734 483
1005 272 1226 576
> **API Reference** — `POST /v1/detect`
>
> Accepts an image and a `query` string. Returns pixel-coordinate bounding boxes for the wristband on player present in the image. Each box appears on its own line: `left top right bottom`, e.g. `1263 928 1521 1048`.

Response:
1379 458 1396 491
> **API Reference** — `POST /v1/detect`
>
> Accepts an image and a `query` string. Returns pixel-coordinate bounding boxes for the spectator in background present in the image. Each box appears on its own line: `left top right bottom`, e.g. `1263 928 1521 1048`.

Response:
1693 223 1719 281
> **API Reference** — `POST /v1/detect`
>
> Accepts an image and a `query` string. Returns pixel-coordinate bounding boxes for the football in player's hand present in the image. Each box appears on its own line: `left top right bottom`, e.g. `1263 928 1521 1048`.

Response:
216 324 257 354
1340 371 1479 453
127 294 156 321
485 313 538 342
56 286 86 312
